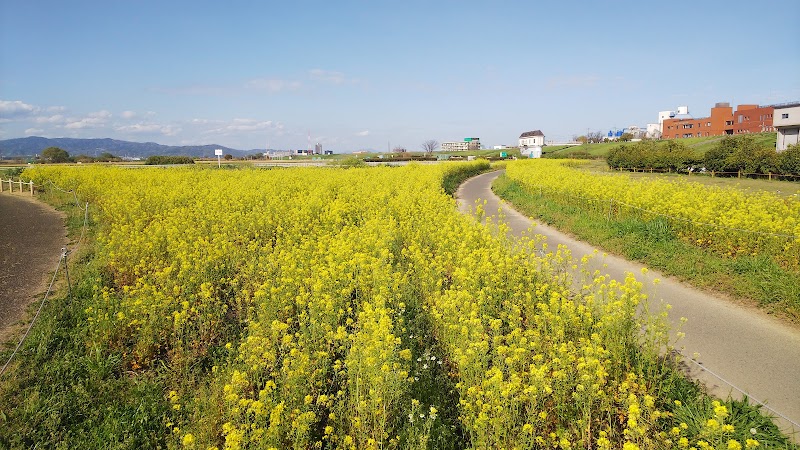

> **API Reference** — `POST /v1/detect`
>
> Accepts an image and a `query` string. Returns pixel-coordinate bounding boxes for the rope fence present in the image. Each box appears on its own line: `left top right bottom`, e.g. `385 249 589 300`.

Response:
516 182 800 429
679 351 800 430
0 178 89 378
610 167 800 181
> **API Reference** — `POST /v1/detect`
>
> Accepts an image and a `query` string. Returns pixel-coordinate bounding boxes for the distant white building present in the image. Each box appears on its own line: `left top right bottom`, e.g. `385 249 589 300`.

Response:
441 137 481 151
626 125 646 139
774 103 800 152
655 106 690 133
646 123 662 139
519 130 544 148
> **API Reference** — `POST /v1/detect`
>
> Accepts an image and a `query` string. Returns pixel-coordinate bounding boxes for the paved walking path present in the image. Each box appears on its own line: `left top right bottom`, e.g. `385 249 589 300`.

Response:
457 170 800 437
0 193 66 343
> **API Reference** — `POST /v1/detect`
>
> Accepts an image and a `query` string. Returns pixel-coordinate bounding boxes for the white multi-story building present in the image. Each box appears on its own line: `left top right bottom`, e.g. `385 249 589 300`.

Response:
441 138 481 151
645 123 662 139
519 130 544 148
774 103 800 152
655 106 690 133
519 130 544 158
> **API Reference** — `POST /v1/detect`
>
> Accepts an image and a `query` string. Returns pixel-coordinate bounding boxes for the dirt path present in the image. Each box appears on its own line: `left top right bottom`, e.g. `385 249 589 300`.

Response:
0 193 67 343
457 170 800 437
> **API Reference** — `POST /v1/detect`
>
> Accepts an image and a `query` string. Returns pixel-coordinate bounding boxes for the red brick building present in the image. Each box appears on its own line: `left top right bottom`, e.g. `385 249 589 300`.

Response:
661 102 774 139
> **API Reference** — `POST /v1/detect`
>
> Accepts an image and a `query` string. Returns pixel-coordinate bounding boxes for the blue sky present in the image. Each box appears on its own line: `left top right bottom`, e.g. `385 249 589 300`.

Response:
2 1 798 152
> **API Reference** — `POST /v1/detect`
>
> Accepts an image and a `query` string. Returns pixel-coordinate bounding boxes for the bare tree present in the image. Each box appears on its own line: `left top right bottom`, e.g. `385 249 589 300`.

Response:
421 139 439 155
587 131 604 143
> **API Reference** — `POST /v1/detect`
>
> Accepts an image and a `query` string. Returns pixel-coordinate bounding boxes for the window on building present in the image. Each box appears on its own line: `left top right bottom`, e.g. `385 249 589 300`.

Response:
783 113 789 119
725 120 733 126
738 115 744 123
707 122 711 126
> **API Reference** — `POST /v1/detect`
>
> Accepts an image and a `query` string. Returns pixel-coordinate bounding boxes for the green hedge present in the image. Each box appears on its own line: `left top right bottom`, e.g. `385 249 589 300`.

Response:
606 140 698 171
144 155 195 165
606 136 800 177
703 136 799 175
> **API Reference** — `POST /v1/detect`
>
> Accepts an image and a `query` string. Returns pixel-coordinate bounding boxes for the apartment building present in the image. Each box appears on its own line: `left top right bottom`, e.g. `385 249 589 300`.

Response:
441 137 481 151
660 102 775 139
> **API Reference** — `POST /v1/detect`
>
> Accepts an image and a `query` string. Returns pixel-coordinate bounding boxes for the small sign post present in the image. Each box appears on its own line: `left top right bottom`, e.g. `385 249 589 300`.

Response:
214 149 223 168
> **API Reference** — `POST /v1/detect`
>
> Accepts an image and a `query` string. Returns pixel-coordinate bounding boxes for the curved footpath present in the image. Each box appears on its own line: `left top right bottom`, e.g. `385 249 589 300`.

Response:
457 170 800 437
0 193 67 343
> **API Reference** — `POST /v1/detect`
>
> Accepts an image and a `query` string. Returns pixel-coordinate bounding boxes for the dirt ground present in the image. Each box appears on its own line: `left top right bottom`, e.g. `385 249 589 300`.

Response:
0 193 67 343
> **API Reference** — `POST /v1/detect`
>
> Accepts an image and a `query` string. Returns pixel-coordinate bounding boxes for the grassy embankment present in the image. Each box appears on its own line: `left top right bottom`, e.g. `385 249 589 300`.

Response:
493 161 800 323
545 133 777 159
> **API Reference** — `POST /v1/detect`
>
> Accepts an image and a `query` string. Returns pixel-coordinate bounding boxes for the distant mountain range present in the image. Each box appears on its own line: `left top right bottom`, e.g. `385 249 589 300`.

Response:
0 137 266 159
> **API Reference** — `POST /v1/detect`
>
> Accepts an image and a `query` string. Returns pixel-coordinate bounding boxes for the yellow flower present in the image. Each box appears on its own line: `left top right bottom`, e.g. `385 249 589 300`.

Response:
727 439 742 450
181 433 195 447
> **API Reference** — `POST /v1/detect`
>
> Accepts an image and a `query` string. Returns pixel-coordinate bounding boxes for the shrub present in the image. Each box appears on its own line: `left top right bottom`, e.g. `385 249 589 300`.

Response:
606 141 696 171
777 143 800 175
144 155 195 165
704 135 780 175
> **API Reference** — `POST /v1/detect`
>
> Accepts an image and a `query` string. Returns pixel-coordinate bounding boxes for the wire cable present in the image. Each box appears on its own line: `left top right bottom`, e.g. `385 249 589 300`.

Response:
0 249 65 377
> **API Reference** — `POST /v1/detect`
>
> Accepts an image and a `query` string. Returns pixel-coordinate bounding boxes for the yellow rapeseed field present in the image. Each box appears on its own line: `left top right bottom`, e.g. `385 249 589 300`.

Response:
23 163 759 449
505 160 800 271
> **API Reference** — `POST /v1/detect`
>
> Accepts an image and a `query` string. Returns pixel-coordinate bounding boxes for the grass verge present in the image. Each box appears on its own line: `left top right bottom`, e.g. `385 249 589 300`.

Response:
0 188 170 449
492 174 800 322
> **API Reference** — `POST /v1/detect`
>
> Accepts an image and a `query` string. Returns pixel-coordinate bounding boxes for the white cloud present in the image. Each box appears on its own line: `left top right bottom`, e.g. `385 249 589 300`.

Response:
34 114 65 124
245 78 302 92
25 128 44 135
64 110 112 129
356 130 370 137
0 100 39 117
120 110 137 119
92 110 112 119
204 118 280 134
309 69 347 84
116 123 180 136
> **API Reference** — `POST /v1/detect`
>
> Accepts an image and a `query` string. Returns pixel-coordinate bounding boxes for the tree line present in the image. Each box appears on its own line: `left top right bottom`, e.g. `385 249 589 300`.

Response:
37 147 196 165
39 146 121 163
606 136 800 177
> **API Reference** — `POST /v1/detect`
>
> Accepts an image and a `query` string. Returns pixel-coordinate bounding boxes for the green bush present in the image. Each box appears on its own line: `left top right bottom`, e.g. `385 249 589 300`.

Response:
329 157 367 168
777 143 800 175
606 140 697 171
703 135 783 175
144 155 195 165
545 150 594 160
